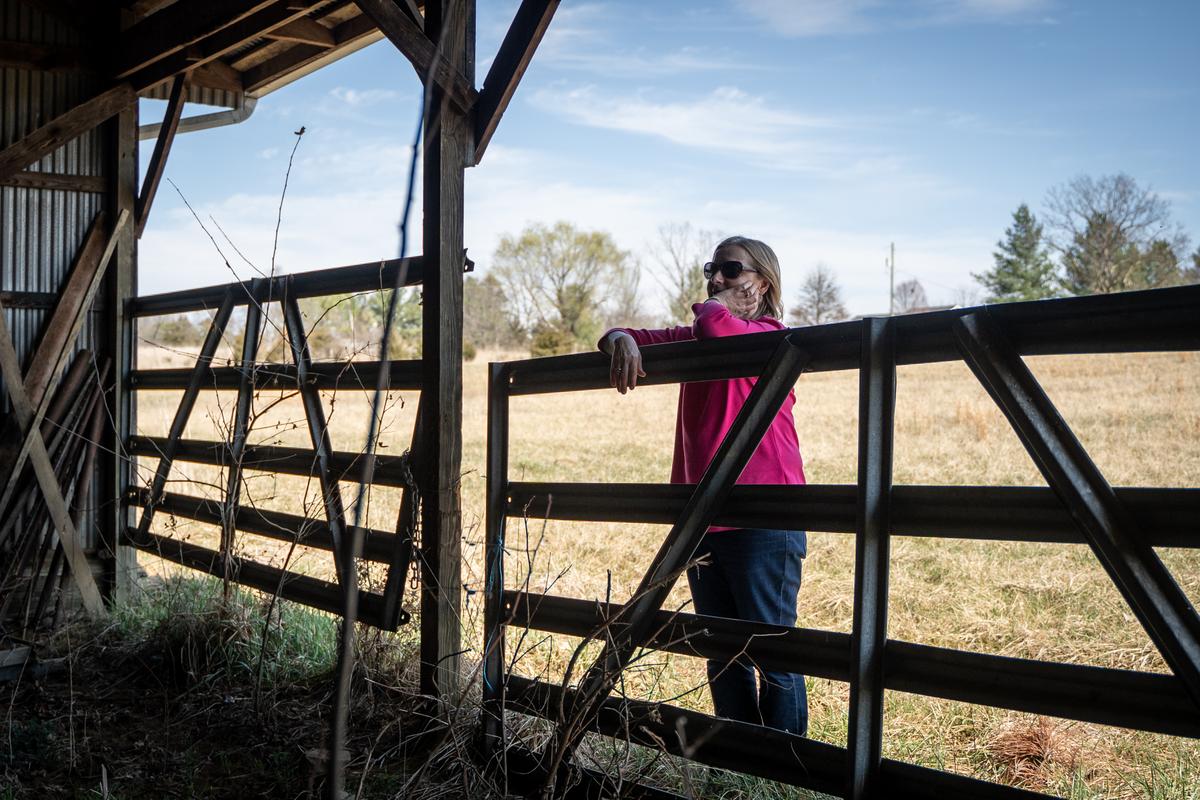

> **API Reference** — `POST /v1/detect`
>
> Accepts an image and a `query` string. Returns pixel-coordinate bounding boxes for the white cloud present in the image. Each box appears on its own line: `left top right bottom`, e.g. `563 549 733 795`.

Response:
530 85 899 176
329 87 399 107
530 2 753 77
736 0 1052 37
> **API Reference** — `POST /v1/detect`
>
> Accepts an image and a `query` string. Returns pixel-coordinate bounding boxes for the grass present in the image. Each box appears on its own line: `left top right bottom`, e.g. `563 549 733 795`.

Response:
121 341 1200 797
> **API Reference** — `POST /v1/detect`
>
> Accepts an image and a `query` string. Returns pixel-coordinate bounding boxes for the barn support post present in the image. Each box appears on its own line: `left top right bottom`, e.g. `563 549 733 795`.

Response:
419 0 473 699
104 100 140 604
846 316 896 799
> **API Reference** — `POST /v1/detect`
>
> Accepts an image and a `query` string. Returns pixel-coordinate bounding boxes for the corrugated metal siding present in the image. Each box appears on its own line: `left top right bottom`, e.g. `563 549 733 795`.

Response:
140 81 242 111
0 0 108 552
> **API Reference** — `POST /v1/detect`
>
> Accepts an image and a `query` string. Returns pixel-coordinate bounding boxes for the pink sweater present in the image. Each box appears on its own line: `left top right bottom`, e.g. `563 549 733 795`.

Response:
604 300 806 530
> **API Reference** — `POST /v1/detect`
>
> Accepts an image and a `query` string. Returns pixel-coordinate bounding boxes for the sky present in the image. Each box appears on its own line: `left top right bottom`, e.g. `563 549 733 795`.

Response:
138 0 1200 317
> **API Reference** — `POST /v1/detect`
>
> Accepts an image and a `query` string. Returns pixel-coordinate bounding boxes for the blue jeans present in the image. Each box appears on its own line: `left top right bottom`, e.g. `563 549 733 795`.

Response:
685 528 808 736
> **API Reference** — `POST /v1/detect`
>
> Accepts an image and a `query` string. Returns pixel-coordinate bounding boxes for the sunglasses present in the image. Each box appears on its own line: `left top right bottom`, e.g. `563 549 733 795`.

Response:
703 260 760 280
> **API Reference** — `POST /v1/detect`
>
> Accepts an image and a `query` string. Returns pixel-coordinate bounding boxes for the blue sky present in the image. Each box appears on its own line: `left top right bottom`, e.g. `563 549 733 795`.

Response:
139 0 1200 316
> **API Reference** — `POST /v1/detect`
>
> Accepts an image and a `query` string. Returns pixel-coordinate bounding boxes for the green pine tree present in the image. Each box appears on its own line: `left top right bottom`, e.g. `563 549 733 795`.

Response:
974 204 1058 302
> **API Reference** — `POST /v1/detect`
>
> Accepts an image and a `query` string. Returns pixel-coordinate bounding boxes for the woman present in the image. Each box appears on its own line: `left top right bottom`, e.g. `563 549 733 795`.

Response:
598 235 808 736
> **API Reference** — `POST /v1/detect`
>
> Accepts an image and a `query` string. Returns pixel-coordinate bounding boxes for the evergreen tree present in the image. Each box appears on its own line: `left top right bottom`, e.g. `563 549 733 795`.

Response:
974 203 1057 302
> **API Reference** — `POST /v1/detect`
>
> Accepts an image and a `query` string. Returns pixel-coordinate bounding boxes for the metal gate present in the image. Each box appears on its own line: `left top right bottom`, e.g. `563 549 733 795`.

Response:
482 284 1200 799
125 257 443 630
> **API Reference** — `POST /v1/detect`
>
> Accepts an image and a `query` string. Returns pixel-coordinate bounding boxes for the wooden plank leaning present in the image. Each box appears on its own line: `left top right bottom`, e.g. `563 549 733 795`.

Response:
0 210 129 519
0 302 104 617
130 288 237 546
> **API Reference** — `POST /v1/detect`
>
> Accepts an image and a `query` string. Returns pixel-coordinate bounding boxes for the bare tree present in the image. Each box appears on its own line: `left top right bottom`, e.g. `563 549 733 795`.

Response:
787 263 848 326
1044 173 1185 294
603 258 653 330
650 222 721 324
894 278 928 313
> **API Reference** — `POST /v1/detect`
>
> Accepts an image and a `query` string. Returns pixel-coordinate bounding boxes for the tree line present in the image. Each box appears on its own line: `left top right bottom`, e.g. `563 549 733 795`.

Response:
147 172 1197 359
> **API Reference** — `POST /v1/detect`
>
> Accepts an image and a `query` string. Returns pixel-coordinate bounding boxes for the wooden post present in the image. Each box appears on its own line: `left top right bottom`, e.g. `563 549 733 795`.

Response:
419 0 472 699
104 101 140 604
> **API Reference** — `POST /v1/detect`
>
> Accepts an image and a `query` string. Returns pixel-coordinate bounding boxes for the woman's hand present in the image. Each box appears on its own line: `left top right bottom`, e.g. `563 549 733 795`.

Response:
708 281 760 319
605 332 646 394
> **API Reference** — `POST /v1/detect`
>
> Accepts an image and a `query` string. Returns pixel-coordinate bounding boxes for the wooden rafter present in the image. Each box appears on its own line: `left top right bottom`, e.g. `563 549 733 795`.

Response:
241 12 381 95
473 0 559 164
354 0 476 114
0 84 136 183
266 18 336 47
135 73 187 238
126 1 325 92
116 0 278 79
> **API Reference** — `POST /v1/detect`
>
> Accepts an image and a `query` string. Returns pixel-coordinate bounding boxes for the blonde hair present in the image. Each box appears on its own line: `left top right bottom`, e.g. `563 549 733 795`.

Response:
716 235 785 320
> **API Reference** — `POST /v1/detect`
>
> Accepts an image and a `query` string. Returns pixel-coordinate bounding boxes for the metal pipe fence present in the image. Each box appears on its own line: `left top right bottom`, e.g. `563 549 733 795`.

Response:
124 259 441 630
483 284 1200 799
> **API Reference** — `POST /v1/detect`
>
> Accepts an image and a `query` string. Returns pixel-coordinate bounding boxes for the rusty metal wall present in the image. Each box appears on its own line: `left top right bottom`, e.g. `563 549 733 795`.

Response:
0 0 108 552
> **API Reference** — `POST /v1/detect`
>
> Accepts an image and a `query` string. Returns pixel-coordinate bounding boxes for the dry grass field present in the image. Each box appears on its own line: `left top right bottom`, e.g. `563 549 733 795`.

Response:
133 327 1200 799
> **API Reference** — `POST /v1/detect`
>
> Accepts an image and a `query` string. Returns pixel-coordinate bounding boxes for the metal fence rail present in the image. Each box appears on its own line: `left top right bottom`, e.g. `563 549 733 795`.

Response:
483 285 1200 799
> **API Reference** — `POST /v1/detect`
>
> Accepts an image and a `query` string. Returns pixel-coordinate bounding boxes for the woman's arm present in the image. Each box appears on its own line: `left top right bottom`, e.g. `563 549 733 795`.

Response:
692 294 784 339
598 324 692 394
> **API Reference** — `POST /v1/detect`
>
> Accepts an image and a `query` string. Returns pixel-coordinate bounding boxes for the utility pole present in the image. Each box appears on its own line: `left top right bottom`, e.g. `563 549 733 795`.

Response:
888 242 895 315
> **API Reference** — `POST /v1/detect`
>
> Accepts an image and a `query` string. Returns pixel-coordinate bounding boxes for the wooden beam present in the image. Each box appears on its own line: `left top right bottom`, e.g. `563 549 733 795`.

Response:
115 0 277 78
103 106 140 605
354 0 477 115
126 1 322 92
473 0 558 164
240 12 381 95
0 40 91 72
135 73 187 238
0 171 105 193
266 18 336 47
142 59 243 96
418 0 471 700
0 302 105 618
189 60 244 94
0 84 136 183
